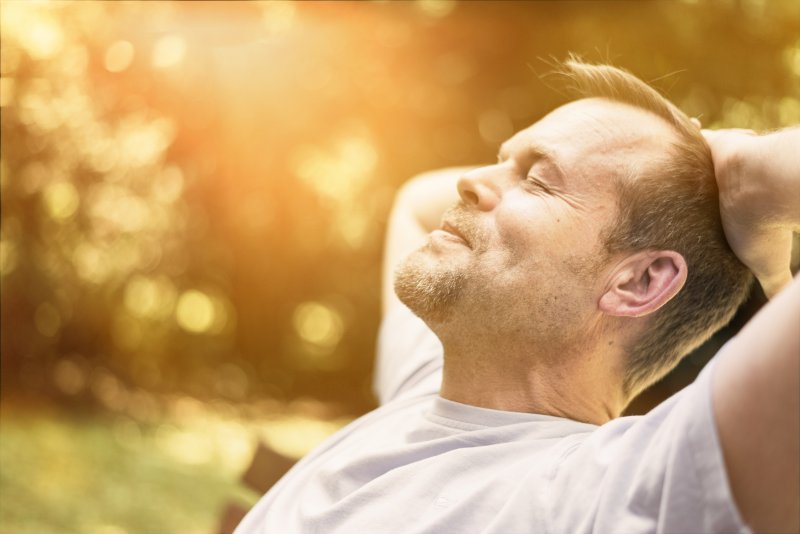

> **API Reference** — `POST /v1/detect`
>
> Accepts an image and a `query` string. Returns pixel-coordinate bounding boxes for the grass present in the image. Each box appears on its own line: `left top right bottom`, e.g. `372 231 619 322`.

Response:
0 399 349 534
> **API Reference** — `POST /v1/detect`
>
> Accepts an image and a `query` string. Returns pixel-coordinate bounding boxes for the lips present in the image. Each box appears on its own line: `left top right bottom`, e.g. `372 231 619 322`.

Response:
440 220 470 248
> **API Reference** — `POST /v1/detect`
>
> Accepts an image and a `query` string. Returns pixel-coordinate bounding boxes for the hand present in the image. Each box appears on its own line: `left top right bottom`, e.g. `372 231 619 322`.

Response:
702 127 800 298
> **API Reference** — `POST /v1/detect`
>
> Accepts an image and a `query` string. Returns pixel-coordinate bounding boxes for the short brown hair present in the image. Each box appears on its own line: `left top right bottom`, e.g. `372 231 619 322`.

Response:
555 57 753 399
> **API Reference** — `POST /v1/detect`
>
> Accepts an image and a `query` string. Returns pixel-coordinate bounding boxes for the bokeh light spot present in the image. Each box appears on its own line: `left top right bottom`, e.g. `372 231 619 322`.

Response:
0 239 18 276
291 134 378 203
210 296 231 334
24 16 64 60
259 416 347 459
478 109 514 144
156 425 214 465
124 276 160 318
785 41 800 78
88 184 152 233
337 209 370 248
104 40 135 73
176 290 215 333
72 243 109 284
416 0 456 18
43 181 80 220
125 275 176 319
53 359 86 395
90 369 127 412
119 118 176 167
152 35 186 69
293 301 344 349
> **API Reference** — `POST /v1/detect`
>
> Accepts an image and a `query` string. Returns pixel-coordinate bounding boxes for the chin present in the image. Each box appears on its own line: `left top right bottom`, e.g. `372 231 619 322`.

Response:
393 249 467 324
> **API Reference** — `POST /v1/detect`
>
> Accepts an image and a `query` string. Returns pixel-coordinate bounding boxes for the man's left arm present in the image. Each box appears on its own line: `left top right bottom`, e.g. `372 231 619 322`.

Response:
705 127 800 533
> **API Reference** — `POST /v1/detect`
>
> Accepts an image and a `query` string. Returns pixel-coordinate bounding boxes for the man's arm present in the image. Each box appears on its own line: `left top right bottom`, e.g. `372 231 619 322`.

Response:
381 167 471 315
704 127 800 533
704 127 800 298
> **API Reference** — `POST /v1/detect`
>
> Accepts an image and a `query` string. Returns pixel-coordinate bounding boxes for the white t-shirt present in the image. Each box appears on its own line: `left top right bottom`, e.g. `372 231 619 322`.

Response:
236 305 751 534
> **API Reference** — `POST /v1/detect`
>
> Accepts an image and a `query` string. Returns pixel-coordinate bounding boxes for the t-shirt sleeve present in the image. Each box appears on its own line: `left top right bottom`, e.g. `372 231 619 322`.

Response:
549 347 752 534
372 303 443 405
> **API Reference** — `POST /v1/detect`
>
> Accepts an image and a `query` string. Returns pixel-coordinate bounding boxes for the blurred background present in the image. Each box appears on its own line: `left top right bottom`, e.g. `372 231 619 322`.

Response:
1 0 798 532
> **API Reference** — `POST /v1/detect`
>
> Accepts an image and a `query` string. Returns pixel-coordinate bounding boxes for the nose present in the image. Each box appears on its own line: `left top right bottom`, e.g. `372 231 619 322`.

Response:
457 165 501 211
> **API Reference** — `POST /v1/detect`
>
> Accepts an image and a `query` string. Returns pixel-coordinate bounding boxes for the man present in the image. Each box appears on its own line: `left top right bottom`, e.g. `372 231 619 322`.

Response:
236 59 799 533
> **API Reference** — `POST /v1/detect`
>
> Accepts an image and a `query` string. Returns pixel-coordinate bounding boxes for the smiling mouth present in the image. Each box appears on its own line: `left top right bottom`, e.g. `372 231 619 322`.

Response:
439 221 470 247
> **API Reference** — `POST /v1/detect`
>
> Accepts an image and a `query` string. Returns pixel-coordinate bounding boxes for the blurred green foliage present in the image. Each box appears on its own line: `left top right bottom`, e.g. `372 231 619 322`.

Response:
0 403 254 534
2 0 797 416
0 395 354 533
0 394 353 533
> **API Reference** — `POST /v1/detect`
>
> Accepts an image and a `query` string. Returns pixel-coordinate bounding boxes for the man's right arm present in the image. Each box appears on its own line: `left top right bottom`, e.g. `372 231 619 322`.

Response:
704 127 800 533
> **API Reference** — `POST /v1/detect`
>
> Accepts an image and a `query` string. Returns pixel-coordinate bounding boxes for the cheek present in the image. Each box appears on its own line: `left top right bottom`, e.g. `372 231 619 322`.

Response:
494 197 582 255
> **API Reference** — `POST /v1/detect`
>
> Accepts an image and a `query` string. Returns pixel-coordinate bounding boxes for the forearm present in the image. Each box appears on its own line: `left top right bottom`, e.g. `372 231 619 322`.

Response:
745 128 800 296
706 126 800 298
745 127 800 229
713 273 800 533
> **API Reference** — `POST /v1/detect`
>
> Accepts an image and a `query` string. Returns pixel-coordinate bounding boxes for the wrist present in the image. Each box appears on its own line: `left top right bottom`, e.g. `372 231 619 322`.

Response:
750 132 800 228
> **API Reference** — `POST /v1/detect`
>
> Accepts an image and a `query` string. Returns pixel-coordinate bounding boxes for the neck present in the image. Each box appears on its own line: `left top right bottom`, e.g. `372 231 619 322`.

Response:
437 333 627 425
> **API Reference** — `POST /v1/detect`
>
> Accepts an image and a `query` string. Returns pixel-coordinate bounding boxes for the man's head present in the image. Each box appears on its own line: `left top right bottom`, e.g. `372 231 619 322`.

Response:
395 58 753 402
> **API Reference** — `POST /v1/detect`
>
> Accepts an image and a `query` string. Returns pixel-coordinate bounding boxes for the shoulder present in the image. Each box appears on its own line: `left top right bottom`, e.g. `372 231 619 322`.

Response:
550 359 750 534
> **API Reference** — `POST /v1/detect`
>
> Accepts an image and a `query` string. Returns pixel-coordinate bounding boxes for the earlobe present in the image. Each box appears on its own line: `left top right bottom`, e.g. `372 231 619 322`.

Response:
599 251 688 318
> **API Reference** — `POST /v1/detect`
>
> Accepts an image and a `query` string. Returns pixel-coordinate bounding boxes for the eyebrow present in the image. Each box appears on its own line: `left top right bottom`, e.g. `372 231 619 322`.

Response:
498 142 567 184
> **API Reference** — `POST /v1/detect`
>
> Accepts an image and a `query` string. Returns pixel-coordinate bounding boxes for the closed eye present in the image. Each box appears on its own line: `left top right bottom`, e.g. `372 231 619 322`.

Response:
525 176 552 194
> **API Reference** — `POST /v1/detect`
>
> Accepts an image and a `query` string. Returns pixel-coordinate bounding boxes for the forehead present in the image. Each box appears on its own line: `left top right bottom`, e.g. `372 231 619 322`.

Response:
502 98 676 186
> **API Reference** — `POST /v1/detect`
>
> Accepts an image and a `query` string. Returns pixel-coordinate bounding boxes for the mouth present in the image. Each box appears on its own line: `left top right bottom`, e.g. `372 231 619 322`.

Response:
439 220 470 248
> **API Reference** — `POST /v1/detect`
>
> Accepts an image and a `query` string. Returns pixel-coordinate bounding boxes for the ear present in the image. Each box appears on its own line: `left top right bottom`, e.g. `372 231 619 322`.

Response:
598 251 688 318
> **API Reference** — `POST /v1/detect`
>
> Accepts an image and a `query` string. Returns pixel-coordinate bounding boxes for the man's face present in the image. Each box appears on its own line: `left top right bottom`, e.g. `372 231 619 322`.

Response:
395 98 674 345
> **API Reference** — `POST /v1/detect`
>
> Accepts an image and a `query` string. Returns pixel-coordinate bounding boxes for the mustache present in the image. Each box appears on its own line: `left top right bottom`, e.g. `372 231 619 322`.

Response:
441 203 485 250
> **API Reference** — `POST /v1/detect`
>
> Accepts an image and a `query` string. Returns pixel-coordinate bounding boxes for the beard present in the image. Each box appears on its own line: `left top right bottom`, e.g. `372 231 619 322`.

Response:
394 249 468 324
393 205 482 324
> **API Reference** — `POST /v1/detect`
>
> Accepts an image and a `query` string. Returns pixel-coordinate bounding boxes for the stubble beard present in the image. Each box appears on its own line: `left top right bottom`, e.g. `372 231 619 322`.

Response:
393 248 468 325
394 205 486 325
